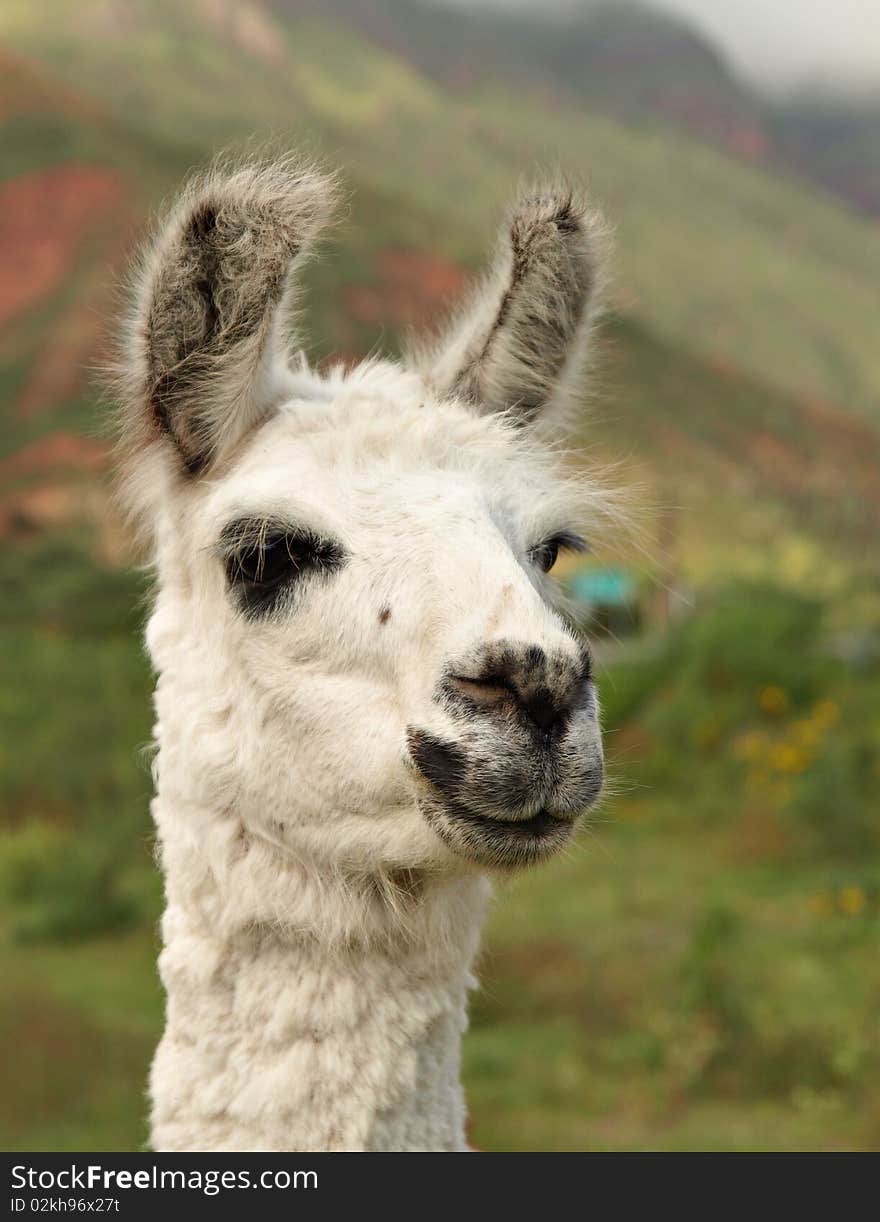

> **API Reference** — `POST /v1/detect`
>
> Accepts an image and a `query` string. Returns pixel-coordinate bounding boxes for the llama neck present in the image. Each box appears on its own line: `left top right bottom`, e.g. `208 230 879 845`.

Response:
149 793 489 1152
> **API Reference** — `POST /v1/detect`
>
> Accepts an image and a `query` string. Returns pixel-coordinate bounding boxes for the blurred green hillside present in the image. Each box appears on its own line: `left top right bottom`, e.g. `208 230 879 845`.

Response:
3 0 880 420
0 0 878 1152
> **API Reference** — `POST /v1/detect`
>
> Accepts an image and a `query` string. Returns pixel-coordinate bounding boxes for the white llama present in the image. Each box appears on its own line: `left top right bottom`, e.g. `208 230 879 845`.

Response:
116 157 609 1152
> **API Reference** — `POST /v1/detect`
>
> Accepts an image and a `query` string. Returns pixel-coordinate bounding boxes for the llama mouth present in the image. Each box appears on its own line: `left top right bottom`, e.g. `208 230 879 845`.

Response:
407 727 599 867
424 798 578 868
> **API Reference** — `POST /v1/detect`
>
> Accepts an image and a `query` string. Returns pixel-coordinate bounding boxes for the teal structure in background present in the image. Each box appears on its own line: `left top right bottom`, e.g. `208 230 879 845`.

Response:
568 567 637 608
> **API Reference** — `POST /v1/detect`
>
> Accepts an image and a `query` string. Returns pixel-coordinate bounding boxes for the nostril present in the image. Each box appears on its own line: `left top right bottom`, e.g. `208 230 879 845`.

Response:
449 670 569 736
448 673 517 712
522 689 566 735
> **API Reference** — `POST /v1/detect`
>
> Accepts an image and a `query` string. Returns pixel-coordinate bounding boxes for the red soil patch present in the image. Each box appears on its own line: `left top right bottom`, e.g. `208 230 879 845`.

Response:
0 433 117 551
0 164 127 332
0 163 141 418
800 395 880 450
0 432 109 482
740 430 812 498
0 479 112 543
0 430 106 522
741 399 880 514
724 123 771 164
16 293 109 421
646 389 880 543
0 437 122 560
345 247 469 333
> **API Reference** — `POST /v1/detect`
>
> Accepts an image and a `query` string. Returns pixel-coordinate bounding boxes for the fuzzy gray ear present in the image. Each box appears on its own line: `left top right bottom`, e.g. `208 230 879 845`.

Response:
414 185 607 426
119 159 339 475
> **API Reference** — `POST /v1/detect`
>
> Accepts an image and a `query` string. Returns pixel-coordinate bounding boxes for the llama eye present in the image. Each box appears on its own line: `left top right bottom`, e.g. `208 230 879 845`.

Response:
528 531 587 574
220 521 345 619
232 532 298 588
531 539 559 573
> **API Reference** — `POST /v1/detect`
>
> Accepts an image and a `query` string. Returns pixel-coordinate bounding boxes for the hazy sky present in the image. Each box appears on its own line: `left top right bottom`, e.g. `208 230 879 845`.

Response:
444 1 880 98
647 0 880 96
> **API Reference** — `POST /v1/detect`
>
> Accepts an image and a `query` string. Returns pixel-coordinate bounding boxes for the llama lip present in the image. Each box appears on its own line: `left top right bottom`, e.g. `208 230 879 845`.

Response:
424 798 579 868
453 805 572 837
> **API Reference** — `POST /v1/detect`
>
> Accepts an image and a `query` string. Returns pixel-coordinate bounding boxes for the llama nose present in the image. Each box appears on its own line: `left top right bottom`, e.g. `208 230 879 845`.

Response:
521 688 565 734
447 643 588 738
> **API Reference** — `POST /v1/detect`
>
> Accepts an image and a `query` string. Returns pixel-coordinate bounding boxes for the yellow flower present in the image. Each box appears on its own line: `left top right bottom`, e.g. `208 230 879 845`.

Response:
813 700 840 728
838 886 867 916
771 744 808 773
760 685 789 715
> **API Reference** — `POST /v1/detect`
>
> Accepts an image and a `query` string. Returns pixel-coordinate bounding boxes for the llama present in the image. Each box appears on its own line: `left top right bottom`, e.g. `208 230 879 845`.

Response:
116 157 610 1152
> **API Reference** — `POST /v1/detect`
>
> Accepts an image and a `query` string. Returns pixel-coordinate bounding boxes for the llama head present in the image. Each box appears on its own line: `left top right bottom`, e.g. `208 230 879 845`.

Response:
118 158 610 876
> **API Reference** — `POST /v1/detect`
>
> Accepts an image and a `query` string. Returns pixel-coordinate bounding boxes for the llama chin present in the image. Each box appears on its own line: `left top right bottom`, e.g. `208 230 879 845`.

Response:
114 155 614 1151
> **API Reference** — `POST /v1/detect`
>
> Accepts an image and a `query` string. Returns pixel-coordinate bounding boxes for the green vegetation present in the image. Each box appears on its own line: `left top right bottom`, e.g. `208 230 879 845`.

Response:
0 540 155 945
1 546 877 1150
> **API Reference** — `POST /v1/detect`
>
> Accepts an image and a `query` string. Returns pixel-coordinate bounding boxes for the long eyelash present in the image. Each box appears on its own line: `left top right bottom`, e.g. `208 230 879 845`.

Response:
551 530 589 554
211 516 284 558
530 530 589 559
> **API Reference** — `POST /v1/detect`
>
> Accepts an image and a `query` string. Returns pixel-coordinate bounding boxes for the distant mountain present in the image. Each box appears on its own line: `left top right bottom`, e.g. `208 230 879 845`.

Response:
4 0 878 419
280 0 766 142
773 95 880 218
284 0 880 217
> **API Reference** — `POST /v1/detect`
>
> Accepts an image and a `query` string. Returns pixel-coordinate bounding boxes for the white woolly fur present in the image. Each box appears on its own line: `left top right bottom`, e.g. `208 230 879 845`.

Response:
116 157 613 1151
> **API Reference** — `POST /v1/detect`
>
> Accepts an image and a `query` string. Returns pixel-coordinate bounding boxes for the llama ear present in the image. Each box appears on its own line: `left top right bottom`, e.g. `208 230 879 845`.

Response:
414 184 607 427
119 159 339 475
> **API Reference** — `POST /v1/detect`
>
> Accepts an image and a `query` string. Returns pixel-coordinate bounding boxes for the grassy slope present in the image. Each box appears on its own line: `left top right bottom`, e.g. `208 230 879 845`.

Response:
5 30 877 589
592 317 880 590
2 547 877 1152
1 0 879 420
